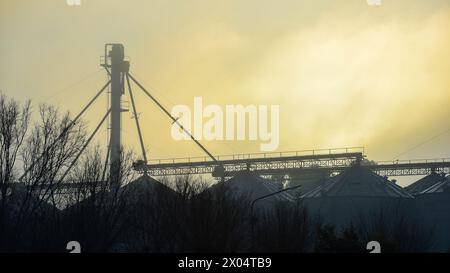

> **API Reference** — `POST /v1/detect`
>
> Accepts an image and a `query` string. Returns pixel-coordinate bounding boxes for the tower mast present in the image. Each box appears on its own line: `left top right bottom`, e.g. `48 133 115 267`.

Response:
104 44 129 188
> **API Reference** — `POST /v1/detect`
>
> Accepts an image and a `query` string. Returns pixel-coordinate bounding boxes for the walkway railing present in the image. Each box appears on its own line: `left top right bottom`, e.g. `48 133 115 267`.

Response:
147 147 365 165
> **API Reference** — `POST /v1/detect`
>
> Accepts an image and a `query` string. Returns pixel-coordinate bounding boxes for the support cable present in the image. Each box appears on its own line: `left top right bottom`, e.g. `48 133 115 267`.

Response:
19 80 111 181
126 73 148 165
393 127 450 160
58 109 111 184
43 68 103 102
127 73 218 163
101 141 111 182
104 67 111 77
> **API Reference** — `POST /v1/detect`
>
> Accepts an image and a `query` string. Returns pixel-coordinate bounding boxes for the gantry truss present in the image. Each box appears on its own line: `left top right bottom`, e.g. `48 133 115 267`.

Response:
371 159 450 176
133 147 450 177
135 147 362 176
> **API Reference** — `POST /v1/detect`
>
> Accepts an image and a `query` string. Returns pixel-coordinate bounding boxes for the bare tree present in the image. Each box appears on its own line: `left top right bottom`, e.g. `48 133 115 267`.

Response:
0 93 91 252
182 182 251 252
254 200 313 252
355 203 435 252
313 202 436 253
0 94 31 251
61 146 138 252
124 176 252 253
314 224 364 253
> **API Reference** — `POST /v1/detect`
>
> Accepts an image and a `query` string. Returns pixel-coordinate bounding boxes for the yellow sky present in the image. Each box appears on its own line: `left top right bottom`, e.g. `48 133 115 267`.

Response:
1 0 450 166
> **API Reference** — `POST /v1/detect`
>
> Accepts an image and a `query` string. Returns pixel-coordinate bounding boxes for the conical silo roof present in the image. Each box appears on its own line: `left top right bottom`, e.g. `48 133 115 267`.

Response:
301 165 413 198
286 171 330 196
63 174 175 211
406 172 447 195
4 183 59 221
121 174 176 198
211 170 294 202
416 175 450 194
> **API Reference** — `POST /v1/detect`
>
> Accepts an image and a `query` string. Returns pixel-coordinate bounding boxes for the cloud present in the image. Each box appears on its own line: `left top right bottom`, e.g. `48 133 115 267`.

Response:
1 0 450 160
235 6 450 158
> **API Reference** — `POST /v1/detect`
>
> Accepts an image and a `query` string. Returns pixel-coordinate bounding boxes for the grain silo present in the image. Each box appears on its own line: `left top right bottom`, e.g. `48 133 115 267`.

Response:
121 173 177 200
406 172 447 195
301 165 413 198
2 183 59 251
285 169 331 196
300 165 414 229
210 170 295 204
410 175 450 252
5 183 59 219
61 174 177 252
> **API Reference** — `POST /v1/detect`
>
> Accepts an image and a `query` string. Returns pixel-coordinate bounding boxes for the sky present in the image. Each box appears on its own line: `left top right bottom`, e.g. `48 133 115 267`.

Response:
1 0 450 185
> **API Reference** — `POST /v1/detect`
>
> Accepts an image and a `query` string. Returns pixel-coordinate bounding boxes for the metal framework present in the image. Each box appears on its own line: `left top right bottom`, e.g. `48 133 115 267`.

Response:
371 159 450 176
136 148 365 176
13 44 450 196
135 148 450 177
127 73 219 163
102 44 130 187
15 44 221 193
